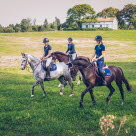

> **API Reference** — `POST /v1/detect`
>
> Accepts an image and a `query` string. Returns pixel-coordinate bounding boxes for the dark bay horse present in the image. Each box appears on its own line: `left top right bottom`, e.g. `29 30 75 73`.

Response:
68 58 132 107
51 51 90 82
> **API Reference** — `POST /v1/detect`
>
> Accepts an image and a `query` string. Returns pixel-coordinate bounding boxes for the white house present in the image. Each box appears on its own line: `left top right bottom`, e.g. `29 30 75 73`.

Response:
82 17 118 29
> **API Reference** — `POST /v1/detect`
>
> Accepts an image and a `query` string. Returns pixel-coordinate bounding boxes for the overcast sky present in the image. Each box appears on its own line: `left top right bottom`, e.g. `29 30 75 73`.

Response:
0 0 135 26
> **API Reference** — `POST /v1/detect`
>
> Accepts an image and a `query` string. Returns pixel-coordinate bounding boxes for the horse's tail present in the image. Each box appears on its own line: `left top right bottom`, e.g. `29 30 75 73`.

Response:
118 67 132 91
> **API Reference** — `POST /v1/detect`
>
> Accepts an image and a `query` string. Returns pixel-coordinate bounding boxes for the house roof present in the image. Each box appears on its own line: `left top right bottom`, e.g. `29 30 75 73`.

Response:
82 17 116 23
97 17 115 22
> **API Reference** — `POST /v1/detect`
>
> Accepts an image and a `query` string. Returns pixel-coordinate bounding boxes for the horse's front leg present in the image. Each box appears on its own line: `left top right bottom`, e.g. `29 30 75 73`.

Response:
89 88 96 105
40 82 46 97
31 81 40 97
80 86 90 108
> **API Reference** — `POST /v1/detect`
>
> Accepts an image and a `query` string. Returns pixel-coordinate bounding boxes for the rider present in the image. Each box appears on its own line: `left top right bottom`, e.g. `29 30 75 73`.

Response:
91 35 107 85
66 37 77 62
41 38 52 79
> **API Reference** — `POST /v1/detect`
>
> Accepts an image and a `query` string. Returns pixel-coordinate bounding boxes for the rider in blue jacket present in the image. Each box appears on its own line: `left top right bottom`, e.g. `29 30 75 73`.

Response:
66 37 77 62
91 35 107 85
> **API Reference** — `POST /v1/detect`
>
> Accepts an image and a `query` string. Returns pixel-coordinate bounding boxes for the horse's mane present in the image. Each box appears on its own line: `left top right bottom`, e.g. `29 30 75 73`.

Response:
52 51 68 57
74 57 90 64
24 53 39 61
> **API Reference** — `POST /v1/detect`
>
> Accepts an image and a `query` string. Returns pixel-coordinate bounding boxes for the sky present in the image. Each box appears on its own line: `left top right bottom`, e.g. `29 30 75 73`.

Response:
0 0 135 26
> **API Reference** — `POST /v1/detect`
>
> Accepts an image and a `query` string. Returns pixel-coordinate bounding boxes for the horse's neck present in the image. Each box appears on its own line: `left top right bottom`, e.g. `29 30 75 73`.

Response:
77 61 93 76
28 55 40 70
57 54 68 63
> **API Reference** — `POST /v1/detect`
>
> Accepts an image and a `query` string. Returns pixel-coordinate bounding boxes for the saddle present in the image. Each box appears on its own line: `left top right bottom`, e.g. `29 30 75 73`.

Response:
42 61 57 71
94 62 112 77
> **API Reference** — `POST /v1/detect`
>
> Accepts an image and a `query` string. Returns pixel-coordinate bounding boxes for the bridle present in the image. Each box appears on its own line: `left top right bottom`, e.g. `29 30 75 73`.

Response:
22 56 41 73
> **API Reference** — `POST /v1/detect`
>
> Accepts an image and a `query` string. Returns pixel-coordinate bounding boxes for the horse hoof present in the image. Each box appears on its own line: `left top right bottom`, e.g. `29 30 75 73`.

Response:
31 95 34 97
69 94 74 97
60 92 63 96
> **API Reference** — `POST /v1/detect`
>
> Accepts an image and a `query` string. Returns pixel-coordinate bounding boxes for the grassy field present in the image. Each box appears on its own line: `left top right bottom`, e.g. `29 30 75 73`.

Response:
0 30 136 136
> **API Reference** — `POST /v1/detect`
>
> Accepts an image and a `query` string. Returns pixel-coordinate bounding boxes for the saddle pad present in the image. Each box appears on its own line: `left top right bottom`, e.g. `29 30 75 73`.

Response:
50 64 57 71
104 68 112 77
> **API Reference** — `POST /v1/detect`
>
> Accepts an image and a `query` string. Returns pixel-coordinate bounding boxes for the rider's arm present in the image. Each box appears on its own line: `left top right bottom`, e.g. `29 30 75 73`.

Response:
91 50 96 60
66 44 70 54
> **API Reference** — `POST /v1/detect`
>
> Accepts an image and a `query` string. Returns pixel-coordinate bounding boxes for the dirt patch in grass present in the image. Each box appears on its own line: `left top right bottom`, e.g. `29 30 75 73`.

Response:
0 36 135 68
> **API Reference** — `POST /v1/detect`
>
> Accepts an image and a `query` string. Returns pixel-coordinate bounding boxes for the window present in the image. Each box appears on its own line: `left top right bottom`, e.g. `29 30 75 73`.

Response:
92 25 94 28
106 24 108 28
100 25 102 27
86 25 88 28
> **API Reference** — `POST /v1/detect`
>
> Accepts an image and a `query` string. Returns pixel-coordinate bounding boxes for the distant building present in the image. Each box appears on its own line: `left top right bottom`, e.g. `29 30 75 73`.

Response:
81 17 118 29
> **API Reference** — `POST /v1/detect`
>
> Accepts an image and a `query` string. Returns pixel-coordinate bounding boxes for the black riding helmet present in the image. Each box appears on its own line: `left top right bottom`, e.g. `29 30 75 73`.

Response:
43 38 49 43
95 35 102 41
68 37 73 41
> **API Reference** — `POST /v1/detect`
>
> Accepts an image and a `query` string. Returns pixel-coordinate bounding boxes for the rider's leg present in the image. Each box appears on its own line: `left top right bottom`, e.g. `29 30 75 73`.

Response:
46 57 52 79
72 53 77 60
97 60 107 85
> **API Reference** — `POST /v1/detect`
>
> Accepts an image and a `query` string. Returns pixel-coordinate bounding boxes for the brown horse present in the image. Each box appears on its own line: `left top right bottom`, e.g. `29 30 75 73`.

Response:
68 58 132 107
51 51 90 81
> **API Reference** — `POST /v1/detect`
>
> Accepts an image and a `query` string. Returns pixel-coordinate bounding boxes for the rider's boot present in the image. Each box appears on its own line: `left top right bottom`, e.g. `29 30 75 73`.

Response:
46 66 51 79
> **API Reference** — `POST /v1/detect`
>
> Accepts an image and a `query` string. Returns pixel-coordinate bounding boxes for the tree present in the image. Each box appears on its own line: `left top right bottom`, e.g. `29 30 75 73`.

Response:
14 24 21 32
43 18 49 30
33 18 37 25
97 7 119 17
67 4 96 28
55 17 61 30
116 4 136 29
20 18 32 32
3 26 15 33
0 25 4 33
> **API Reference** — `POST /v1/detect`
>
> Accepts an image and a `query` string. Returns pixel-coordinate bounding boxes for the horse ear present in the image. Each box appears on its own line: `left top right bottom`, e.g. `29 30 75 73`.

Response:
66 63 73 68
21 53 25 56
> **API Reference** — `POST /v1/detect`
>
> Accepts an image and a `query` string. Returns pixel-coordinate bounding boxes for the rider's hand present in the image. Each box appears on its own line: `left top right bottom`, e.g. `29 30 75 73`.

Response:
66 52 69 55
40 57 43 60
93 58 98 61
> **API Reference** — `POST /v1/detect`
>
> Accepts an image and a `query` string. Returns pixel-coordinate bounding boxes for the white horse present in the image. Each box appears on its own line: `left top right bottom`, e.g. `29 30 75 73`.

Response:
20 53 74 97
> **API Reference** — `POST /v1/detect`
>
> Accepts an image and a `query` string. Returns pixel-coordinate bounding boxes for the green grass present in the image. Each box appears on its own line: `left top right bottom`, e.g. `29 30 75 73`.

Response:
0 30 136 41
0 62 136 136
0 30 136 135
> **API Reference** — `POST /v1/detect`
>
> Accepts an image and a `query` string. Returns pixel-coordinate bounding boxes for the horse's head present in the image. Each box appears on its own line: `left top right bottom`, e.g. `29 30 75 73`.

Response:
20 53 28 70
67 62 78 81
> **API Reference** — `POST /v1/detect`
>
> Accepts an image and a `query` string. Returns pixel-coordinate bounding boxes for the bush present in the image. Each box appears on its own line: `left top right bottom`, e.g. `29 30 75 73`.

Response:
3 27 15 33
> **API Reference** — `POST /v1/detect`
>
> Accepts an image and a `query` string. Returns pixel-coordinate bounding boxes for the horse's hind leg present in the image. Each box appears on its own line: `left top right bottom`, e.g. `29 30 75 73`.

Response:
77 76 82 85
116 81 125 104
64 75 74 96
58 76 67 96
68 80 74 96
31 81 40 97
106 84 115 104
40 82 46 97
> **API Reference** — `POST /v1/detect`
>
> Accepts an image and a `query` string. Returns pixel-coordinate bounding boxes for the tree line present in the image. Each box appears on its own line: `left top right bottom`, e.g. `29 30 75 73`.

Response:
0 3 135 33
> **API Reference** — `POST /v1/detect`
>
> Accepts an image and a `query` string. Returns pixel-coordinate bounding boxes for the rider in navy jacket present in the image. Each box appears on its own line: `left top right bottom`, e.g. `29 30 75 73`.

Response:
91 35 107 85
66 37 77 62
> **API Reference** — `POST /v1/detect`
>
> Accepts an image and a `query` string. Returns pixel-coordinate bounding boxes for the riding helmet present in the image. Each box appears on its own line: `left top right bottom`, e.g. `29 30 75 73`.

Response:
95 35 102 41
68 37 73 41
43 38 49 43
